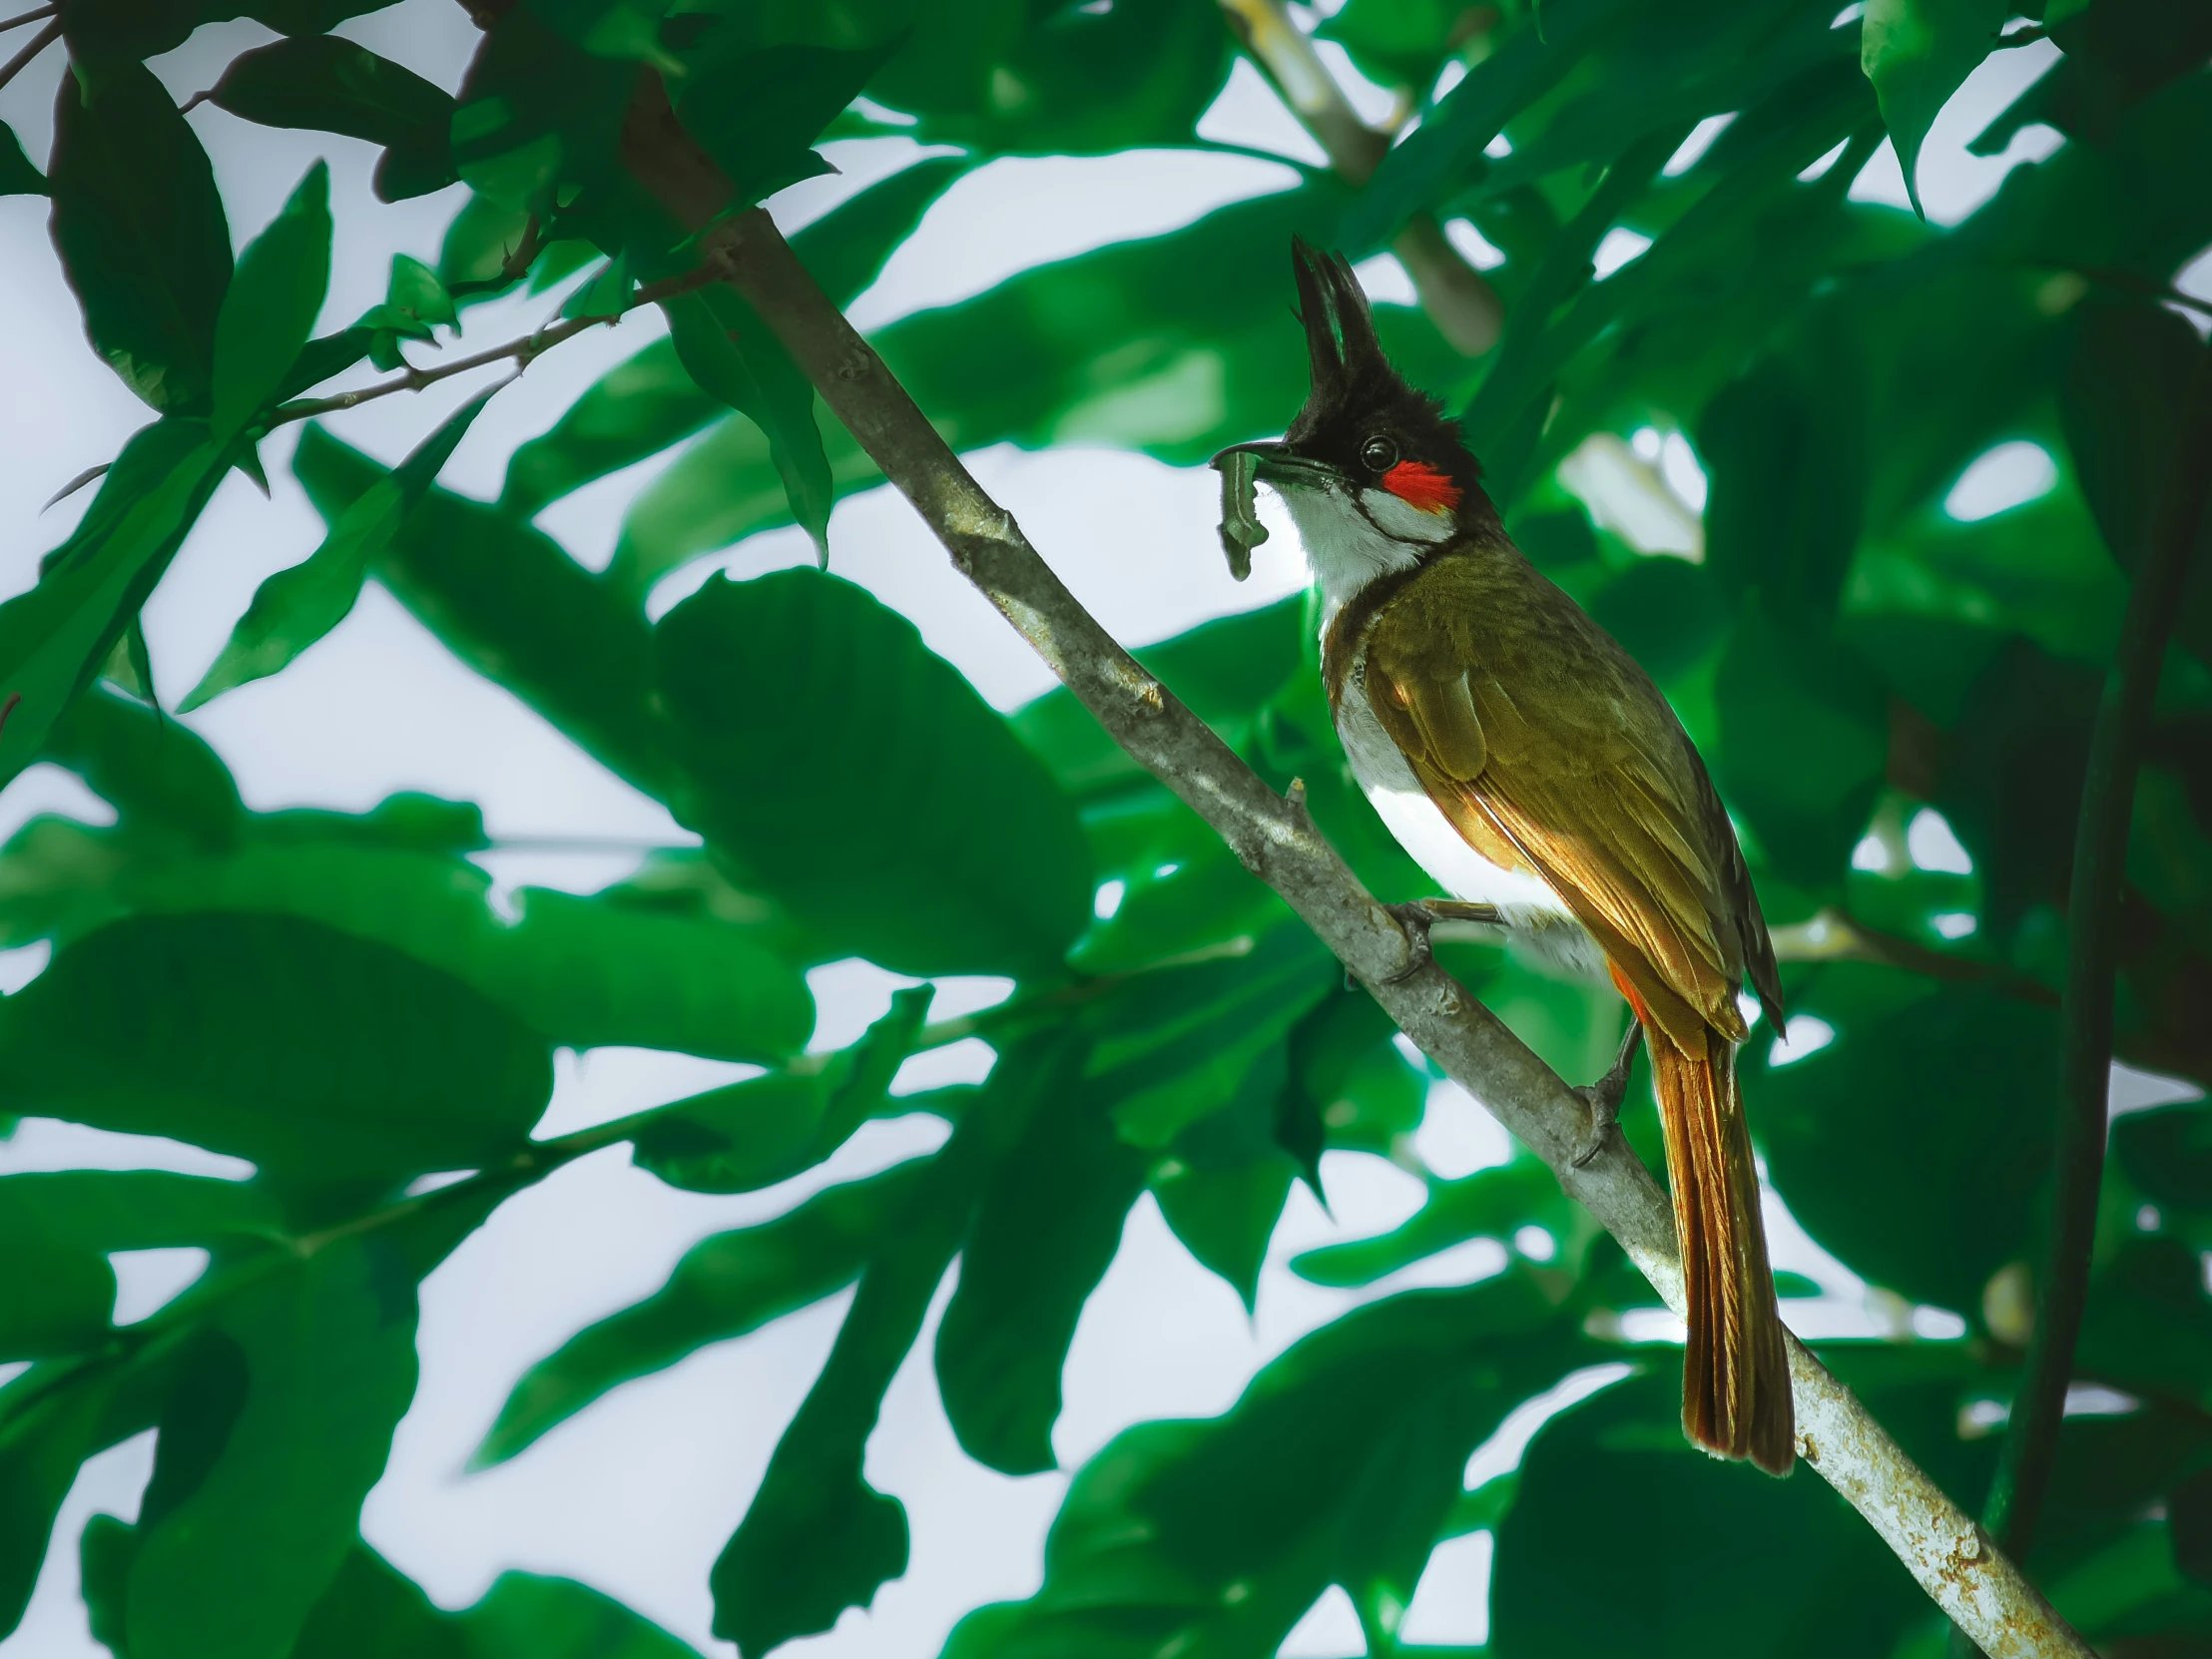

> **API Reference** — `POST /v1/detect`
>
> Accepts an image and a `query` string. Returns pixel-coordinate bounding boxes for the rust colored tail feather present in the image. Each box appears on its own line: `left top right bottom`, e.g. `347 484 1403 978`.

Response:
1648 1026 1795 1475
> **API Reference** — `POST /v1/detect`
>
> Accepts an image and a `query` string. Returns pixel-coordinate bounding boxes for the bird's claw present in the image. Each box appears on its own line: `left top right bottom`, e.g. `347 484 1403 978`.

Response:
1571 1018 1645 1168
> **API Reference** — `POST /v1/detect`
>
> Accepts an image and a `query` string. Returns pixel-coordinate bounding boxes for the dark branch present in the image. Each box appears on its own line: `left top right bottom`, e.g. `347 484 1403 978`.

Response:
0 14 57 94
1979 349 2212 1560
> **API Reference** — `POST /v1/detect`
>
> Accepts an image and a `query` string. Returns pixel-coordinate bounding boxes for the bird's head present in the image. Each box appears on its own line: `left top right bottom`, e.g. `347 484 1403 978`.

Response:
1214 238 1496 609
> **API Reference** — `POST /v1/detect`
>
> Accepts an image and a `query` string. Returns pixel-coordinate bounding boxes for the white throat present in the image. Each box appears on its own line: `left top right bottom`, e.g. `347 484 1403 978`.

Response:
1276 482 1453 623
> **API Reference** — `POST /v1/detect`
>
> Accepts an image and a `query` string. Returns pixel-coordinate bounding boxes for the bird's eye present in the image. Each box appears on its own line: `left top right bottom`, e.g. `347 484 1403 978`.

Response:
1361 434 1398 472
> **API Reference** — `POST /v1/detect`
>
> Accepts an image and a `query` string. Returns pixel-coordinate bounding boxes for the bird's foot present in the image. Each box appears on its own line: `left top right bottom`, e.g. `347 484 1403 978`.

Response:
1380 899 1504 984
1571 1018 1645 1169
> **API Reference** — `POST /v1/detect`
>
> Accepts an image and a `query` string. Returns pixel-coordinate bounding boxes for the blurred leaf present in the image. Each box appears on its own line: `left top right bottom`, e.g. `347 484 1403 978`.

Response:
291 429 669 798
465 1572 706 1659
935 1077 1149 1473
0 1172 276 1360
1714 597 1887 890
1491 1362 1977 1658
1749 961 2058 1316
1861 0 2004 216
0 1362 122 1638
1317 0 1461 89
41 688 240 849
0 420 224 795
475 1157 932 1468
124 1239 418 1659
1700 354 1866 629
209 36 457 204
2061 300 2212 670
498 156 966 522
2114 1099 2212 1218
610 182 1470 595
0 911 551 1184
1587 558 1729 684
1345 0 1639 250
451 9 633 215
712 1037 1070 1657
184 389 496 711
48 62 232 414
283 1545 471 1659
384 257 455 333
631 985 928 1191
661 289 833 562
1294 1151 1573 1287
0 124 42 196
674 30 892 209
1153 1150 1295 1314
656 571 1090 976
1082 925 1338 1150
2078 1236 2212 1403
943 1277 1594 1659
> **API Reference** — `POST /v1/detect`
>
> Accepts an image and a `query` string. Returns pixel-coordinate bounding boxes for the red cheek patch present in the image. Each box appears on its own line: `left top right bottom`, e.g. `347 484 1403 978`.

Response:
1382 460 1461 514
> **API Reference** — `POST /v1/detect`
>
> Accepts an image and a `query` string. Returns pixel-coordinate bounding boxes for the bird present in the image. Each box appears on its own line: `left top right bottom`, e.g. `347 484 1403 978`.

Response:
1214 238 1795 1475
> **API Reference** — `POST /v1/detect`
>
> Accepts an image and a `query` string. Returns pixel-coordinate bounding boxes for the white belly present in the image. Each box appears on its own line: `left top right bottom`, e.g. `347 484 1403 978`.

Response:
1337 670 1610 985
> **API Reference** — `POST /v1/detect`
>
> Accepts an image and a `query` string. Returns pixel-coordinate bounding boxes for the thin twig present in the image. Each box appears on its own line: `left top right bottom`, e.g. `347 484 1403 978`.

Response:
268 267 715 426
1216 0 1504 356
0 14 58 94
0 4 54 35
1978 350 2212 1561
599 64 2094 1658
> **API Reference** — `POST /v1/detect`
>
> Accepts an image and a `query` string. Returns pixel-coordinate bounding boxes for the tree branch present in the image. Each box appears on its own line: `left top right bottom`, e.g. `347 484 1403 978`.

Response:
1216 0 1503 357
0 14 57 94
267 267 714 426
606 69 2095 1659
1976 350 2212 1563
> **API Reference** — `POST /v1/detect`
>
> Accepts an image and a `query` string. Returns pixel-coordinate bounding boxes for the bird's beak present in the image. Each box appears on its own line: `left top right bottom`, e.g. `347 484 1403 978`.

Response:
1210 440 1338 489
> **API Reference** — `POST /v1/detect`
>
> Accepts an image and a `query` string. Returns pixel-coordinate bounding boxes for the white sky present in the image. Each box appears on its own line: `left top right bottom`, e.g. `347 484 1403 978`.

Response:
0 11 2186 1659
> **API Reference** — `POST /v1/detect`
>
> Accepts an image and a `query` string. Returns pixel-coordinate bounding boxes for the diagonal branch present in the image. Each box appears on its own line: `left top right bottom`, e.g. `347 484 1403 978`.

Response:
1216 0 1503 356
606 71 2094 1659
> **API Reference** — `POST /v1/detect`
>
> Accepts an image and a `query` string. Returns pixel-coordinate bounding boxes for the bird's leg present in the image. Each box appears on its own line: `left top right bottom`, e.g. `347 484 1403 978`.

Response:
1380 899 1504 982
1572 1017 1644 1169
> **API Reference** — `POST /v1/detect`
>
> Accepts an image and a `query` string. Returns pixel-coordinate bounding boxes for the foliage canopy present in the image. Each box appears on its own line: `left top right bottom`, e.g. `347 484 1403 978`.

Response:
0 0 2209 1656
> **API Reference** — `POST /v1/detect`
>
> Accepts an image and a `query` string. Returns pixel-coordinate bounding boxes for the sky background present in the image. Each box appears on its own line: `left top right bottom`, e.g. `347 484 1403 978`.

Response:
0 8 2204 1659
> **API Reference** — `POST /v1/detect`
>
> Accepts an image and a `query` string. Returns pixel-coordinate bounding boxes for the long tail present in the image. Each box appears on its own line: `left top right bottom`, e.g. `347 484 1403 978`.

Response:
1648 1024 1795 1474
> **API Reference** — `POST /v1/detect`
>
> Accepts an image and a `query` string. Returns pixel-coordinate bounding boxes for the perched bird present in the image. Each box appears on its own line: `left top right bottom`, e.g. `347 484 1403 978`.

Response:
1215 239 1794 1475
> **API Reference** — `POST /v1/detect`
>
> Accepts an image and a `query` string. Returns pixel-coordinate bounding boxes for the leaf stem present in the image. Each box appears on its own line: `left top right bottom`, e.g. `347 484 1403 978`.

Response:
267 266 715 427
1976 350 2212 1562
0 14 58 94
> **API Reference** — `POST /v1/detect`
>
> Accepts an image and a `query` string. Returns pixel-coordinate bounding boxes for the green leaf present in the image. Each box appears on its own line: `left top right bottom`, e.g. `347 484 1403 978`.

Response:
1343 0 1640 251
384 256 456 333
1713 597 1887 890
124 1240 419 1659
209 36 458 203
1749 961 2059 1317
712 1037 1068 1656
1491 1364 1973 1658
465 1572 706 1659
674 32 896 209
631 986 929 1192
1082 925 1338 1150
474 1159 933 1469
48 62 233 414
496 156 966 523
290 429 670 799
0 1172 277 1360
0 123 43 196
1699 354 1867 630
450 10 633 216
2061 301 2212 670
0 419 225 794
43 688 241 850
661 288 834 563
935 1079 1150 1473
655 571 1091 976
184 389 496 711
0 1363 122 1638
0 911 551 1184
284 1546 471 1659
944 1276 1595 1659
211 161 331 443
1862 0 2007 216
22 832 814 1063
